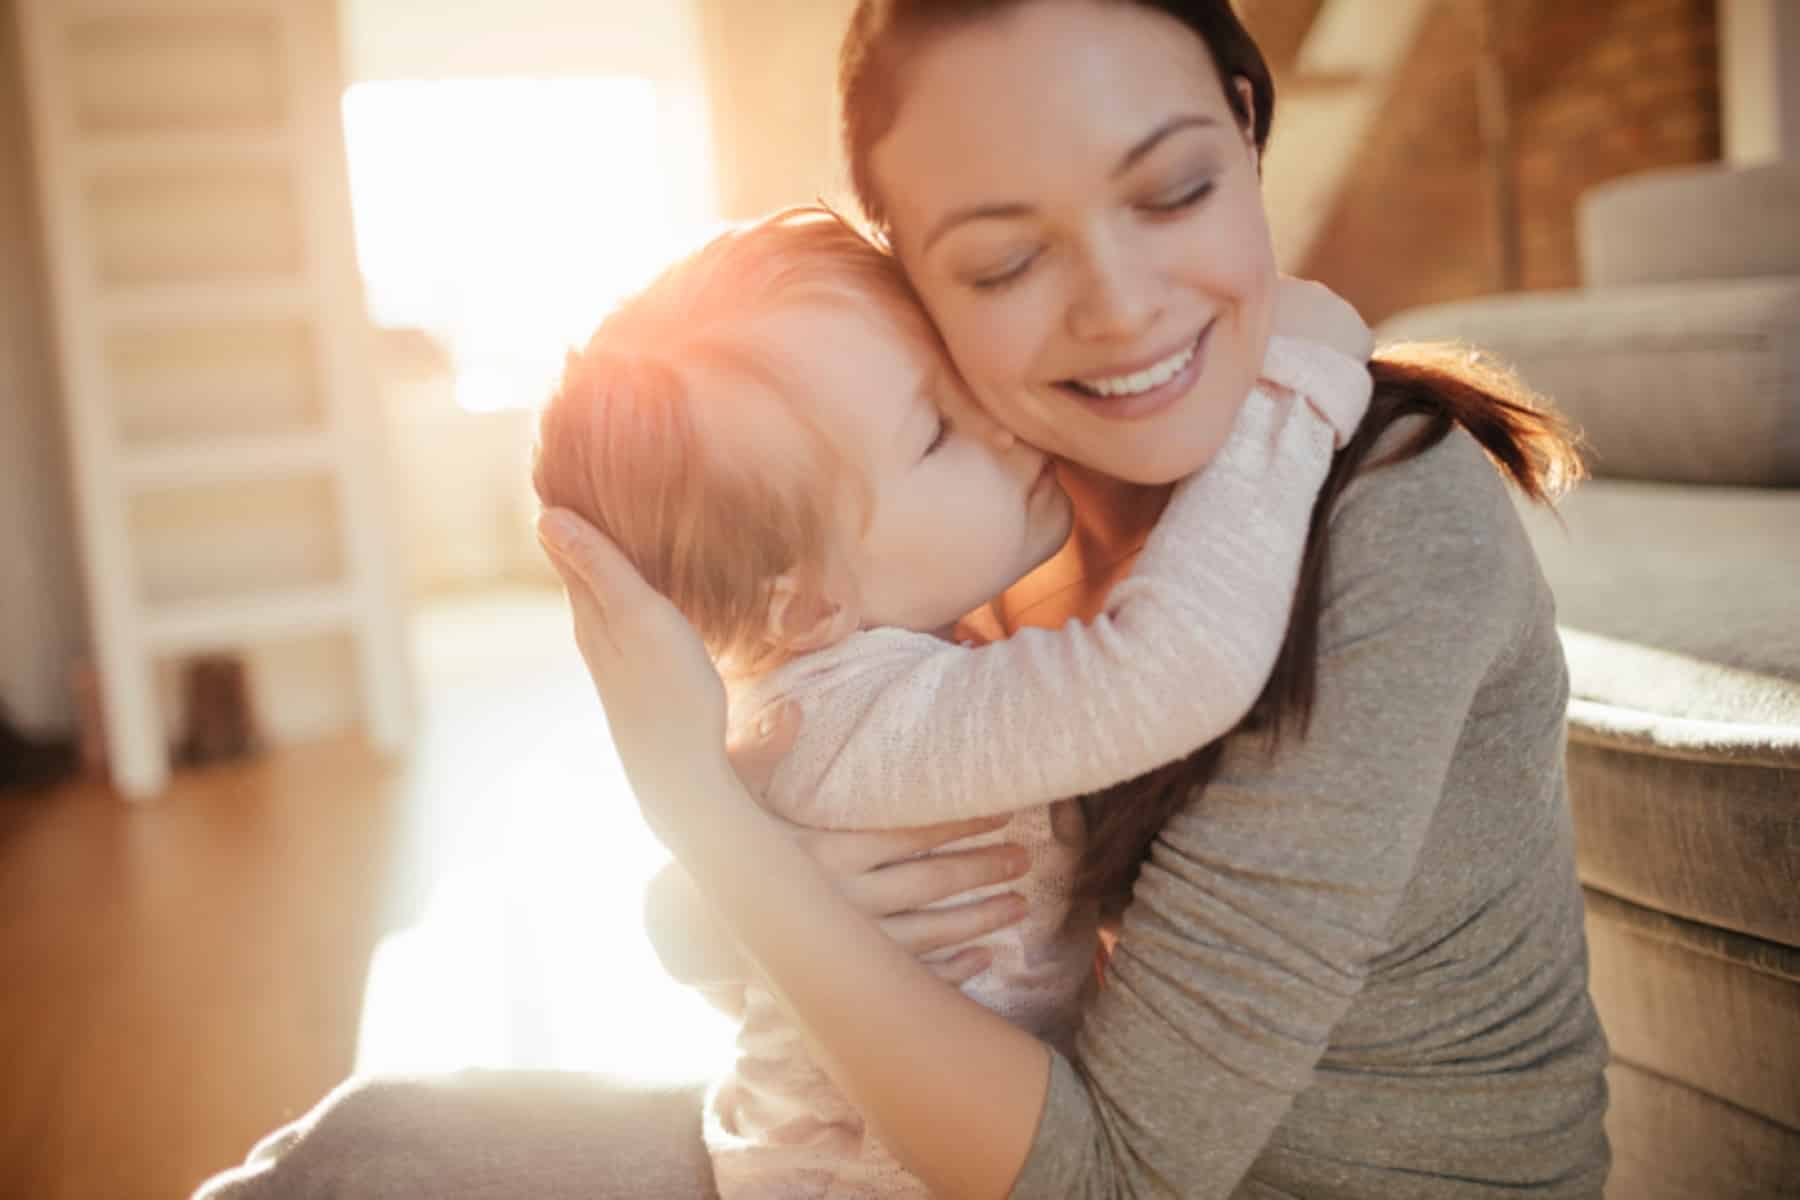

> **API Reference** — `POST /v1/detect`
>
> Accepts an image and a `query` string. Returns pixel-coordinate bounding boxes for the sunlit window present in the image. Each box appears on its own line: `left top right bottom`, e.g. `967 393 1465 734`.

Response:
342 78 701 412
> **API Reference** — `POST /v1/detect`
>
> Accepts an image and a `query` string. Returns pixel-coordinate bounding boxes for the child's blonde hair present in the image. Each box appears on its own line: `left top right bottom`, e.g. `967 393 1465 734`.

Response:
533 205 929 678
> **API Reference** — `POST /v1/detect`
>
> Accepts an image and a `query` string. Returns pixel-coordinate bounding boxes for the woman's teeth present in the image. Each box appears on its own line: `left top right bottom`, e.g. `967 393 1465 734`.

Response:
1068 341 1196 398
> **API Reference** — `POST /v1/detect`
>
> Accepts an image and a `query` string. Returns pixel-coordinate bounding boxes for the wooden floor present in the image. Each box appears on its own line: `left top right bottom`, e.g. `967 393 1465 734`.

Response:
0 588 730 1200
0 735 402 1200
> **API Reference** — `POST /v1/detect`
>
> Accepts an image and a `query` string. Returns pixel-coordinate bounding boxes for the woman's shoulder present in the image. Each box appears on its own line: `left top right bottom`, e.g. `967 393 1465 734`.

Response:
1326 416 1543 621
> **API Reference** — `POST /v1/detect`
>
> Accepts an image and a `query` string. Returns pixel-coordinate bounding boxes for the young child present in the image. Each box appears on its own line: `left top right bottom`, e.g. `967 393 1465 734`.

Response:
533 207 1371 1199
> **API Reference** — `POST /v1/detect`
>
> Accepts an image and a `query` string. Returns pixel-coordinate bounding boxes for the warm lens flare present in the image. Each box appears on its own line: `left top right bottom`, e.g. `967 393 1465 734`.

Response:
341 78 701 413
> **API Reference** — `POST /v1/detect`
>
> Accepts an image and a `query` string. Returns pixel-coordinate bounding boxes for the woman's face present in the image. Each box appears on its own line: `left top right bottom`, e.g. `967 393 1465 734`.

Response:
870 0 1277 485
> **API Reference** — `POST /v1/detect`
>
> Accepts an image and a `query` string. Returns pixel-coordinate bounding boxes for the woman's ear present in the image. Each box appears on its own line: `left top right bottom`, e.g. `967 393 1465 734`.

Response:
765 573 860 655
1233 76 1260 172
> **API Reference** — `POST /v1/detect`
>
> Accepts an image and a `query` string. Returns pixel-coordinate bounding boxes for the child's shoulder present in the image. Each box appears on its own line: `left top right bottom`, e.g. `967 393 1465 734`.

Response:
732 627 949 718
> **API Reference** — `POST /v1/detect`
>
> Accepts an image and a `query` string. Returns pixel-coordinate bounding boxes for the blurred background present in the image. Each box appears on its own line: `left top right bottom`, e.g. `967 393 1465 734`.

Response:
0 1 1792 1197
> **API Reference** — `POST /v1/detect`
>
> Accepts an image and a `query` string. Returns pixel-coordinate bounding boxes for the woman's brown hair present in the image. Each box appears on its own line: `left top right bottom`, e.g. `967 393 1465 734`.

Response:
841 0 1586 916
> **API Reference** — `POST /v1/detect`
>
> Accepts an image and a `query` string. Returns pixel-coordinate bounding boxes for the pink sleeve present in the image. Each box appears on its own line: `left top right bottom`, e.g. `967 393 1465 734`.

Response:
787 338 1372 830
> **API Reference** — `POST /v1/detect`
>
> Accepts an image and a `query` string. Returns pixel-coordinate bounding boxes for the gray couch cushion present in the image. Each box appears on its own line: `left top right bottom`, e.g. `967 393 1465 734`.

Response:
1516 480 1800 947
1604 1058 1800 1200
1585 891 1800 1196
1378 278 1800 486
1578 162 1800 287
1518 481 1800 733
1585 890 1800 1129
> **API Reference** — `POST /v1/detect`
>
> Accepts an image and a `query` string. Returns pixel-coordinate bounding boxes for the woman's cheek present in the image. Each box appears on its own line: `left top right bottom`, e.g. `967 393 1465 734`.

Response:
946 302 1042 435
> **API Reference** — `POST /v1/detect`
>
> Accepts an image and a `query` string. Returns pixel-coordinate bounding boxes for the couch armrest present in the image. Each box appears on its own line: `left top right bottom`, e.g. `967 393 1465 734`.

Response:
1578 162 1800 287
1376 278 1800 486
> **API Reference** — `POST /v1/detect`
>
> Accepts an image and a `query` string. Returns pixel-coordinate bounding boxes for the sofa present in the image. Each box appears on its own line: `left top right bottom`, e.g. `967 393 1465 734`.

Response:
1377 161 1799 1199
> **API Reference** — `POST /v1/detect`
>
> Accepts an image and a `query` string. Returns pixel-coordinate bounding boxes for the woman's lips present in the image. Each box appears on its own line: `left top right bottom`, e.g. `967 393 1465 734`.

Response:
1057 321 1214 422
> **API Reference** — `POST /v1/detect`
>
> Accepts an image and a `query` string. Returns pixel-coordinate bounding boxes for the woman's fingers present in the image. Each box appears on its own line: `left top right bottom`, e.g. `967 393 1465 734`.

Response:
534 506 732 812
788 814 1013 884
848 843 1029 918
878 893 1028 958
924 947 994 987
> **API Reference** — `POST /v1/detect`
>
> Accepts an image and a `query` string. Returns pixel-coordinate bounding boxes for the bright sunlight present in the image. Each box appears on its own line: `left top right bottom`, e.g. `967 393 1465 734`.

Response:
341 78 702 412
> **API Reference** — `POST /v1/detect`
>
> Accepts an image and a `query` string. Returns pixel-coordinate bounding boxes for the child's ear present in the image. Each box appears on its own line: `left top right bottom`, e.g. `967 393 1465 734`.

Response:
765 573 859 655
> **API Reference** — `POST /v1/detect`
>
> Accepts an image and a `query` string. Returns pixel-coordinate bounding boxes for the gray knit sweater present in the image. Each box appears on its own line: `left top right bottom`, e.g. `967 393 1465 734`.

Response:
1010 422 1611 1199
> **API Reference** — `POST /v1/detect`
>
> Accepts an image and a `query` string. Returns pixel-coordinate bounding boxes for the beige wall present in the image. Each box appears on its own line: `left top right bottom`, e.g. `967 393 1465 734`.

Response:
0 0 83 736
1305 0 1723 323
1721 0 1800 161
697 0 858 219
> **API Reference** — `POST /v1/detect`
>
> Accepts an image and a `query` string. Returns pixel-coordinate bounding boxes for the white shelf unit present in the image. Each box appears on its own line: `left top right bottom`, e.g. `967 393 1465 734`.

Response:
100 280 319 327
144 585 357 656
76 131 295 174
119 431 339 491
16 0 413 799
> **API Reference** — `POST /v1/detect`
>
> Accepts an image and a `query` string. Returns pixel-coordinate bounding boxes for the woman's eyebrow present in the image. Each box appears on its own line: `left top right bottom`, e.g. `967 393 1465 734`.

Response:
1113 113 1218 179
920 113 1220 254
922 201 1032 255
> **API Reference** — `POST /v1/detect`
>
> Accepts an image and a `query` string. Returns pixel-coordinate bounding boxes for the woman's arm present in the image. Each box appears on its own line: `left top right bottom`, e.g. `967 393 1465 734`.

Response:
537 515 1050 1198
781 338 1370 831
643 817 1035 990
540 422 1533 1199
1005 430 1538 1197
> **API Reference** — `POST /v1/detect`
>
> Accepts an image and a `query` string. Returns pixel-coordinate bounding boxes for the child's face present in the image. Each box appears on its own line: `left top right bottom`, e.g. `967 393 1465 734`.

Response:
761 303 1073 635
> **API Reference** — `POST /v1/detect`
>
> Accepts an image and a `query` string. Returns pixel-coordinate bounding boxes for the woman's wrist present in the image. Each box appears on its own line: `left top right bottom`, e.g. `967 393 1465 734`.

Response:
633 751 749 850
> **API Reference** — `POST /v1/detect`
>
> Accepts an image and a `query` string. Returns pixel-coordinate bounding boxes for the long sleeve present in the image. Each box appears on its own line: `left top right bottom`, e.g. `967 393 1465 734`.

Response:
1004 425 1608 1198
763 337 1370 830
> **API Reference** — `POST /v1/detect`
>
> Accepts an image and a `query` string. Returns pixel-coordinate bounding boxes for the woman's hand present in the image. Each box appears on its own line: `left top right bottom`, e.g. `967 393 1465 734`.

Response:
788 815 1031 978
643 808 1031 993
730 704 1032 982
537 506 732 831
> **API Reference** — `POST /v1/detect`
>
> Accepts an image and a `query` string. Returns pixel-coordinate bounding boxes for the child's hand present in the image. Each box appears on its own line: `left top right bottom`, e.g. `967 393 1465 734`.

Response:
1272 276 1372 363
538 507 731 830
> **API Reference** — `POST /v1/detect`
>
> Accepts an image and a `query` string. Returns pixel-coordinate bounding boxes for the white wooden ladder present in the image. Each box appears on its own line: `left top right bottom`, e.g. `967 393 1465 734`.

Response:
15 0 411 799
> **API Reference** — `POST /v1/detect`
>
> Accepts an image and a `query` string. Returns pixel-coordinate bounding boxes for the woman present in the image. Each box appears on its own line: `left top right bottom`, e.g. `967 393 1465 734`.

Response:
554 1 1609 1196
198 3 1607 1197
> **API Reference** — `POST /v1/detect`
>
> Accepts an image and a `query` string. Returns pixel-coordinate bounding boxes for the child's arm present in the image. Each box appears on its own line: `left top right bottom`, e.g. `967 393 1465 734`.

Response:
785 335 1371 830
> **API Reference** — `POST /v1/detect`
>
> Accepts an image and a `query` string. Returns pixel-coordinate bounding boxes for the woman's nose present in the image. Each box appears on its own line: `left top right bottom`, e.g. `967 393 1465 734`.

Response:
1067 237 1159 344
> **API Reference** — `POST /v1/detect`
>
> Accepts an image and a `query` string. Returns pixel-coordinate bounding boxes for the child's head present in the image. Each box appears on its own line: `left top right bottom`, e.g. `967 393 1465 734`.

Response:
534 206 1071 678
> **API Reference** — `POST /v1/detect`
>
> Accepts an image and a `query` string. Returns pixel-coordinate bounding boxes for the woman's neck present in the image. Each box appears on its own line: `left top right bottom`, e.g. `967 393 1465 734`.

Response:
983 463 1173 635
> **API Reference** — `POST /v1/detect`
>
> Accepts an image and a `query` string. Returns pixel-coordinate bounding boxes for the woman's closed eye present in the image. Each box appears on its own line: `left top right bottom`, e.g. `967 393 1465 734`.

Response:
969 250 1040 293
1142 176 1215 214
962 180 1214 293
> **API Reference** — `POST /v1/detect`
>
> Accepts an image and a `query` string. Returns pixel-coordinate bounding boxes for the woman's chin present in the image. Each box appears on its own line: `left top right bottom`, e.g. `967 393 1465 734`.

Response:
1079 422 1231 486
1049 378 1246 485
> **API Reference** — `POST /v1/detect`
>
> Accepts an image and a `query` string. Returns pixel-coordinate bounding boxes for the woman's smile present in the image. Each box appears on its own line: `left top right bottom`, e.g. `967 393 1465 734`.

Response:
1056 320 1214 422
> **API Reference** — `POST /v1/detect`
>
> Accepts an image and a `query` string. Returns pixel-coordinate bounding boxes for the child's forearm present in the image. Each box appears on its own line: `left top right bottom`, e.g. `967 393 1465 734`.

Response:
794 339 1368 832
664 762 1049 1200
